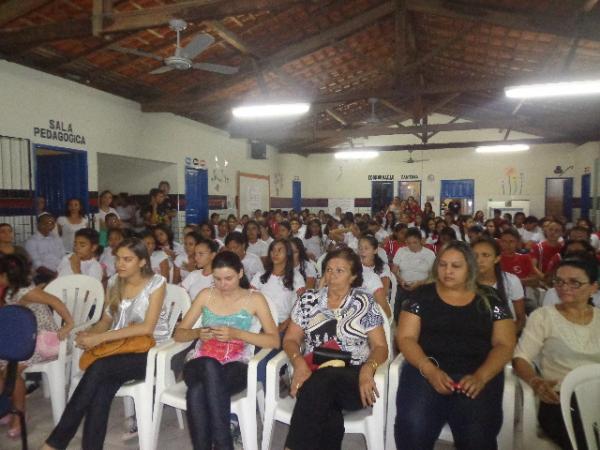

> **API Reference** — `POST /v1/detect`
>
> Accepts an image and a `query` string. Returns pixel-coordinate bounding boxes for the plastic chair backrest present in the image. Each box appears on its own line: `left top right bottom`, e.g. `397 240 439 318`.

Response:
44 274 104 326
0 305 37 361
164 284 192 334
560 363 600 450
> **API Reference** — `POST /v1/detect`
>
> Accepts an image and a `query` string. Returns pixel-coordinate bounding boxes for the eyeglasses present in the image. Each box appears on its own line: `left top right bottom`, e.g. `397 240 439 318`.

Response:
553 277 590 289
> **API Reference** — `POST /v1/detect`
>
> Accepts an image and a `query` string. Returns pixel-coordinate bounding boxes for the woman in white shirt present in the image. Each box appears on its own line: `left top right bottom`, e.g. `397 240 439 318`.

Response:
244 220 269 264
358 234 392 317
472 236 526 333
513 257 600 450
57 198 88 252
181 238 218 301
251 238 305 332
94 190 119 232
290 237 317 290
302 219 327 261
172 231 202 284
140 230 169 279
42 238 167 450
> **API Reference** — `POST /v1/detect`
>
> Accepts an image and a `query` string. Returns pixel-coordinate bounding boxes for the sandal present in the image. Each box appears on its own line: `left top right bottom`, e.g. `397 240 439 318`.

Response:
0 414 12 426
7 425 21 439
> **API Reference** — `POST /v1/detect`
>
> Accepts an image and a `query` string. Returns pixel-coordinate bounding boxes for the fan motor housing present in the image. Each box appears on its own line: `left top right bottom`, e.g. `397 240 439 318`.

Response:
165 56 192 70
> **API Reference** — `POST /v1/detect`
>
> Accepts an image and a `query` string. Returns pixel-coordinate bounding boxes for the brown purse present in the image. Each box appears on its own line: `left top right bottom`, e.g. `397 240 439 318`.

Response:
79 335 155 370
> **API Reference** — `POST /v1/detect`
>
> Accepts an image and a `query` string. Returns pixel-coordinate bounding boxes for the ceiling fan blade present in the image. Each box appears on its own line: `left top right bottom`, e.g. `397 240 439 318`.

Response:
149 65 174 75
192 62 239 74
111 46 164 62
181 33 214 59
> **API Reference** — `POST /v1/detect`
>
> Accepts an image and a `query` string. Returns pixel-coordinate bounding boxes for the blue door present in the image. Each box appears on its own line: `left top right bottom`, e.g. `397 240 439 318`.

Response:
545 177 573 221
34 145 88 217
185 167 208 224
581 174 591 219
292 180 302 212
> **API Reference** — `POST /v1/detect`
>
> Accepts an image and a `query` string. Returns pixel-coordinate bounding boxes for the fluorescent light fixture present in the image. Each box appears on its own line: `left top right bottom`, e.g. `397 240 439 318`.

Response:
476 144 530 153
505 80 600 99
334 150 379 160
232 102 310 118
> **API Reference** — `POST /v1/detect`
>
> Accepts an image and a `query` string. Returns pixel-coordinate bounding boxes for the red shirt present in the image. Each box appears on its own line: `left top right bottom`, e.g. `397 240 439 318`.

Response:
501 253 534 279
384 240 406 260
530 241 563 274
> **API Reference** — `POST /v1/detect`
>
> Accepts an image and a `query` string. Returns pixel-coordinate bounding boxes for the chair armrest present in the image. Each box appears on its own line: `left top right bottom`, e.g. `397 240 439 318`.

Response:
155 341 193 394
265 351 290 405
144 339 178 384
246 348 273 399
518 378 540 444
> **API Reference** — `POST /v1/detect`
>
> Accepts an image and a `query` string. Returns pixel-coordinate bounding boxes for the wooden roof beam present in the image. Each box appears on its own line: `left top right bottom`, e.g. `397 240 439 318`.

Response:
0 0 53 27
230 119 532 141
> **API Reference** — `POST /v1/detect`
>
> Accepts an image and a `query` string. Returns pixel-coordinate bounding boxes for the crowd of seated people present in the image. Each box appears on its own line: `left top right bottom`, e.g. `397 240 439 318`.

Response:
1 192 600 450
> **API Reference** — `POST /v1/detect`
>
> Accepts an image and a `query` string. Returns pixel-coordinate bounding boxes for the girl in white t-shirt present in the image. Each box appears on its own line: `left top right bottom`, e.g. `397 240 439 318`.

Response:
99 228 125 280
140 230 169 279
57 198 88 252
250 238 305 332
57 228 103 281
244 220 269 264
290 237 317 289
172 231 202 284
153 223 184 263
94 190 119 231
181 238 218 301
302 219 327 261
473 236 526 333
358 234 392 318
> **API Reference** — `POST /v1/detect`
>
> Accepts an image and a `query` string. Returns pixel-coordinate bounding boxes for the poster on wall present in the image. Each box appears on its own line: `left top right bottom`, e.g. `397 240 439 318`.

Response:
329 198 354 214
238 172 270 217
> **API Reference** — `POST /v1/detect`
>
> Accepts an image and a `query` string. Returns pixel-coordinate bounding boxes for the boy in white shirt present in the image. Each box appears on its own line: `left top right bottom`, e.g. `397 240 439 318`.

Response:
57 228 103 281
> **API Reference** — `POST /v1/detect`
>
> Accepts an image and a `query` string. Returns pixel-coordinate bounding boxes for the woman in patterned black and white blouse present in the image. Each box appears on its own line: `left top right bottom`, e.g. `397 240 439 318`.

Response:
282 247 388 450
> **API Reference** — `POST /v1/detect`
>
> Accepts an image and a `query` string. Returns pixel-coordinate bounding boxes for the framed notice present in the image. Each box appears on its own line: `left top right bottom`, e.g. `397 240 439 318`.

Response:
238 172 270 217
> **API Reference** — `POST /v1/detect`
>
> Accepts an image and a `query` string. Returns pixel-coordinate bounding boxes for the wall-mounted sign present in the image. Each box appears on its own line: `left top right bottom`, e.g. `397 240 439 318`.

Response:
368 175 394 181
185 157 207 169
33 120 86 145
400 174 420 180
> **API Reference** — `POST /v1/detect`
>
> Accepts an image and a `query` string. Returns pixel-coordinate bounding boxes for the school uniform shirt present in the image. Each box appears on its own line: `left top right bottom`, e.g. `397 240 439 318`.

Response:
25 231 65 272
174 253 193 281
242 252 264 284
500 252 534 280
344 232 359 251
361 269 383 295
520 228 543 243
392 246 436 283
57 254 103 281
99 247 116 278
384 240 405 260
362 263 392 285
150 250 169 275
247 240 269 259
56 216 89 252
530 241 563 274
303 235 327 260
250 271 305 324
94 207 119 230
297 260 318 280
181 269 214 300
492 272 524 320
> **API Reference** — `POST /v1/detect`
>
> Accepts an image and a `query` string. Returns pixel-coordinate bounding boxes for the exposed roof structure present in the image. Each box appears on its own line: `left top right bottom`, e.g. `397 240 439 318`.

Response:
1 0 599 154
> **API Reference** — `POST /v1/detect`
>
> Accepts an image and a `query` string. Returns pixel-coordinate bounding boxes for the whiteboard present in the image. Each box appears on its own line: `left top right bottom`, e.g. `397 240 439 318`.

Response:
238 172 270 217
329 198 355 214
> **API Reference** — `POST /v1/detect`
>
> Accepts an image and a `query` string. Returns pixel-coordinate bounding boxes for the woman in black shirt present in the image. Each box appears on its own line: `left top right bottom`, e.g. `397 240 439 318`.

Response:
395 241 515 450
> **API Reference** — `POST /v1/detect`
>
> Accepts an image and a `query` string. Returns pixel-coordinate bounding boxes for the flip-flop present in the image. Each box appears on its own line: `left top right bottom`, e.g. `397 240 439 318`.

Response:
0 414 12 426
7 425 21 439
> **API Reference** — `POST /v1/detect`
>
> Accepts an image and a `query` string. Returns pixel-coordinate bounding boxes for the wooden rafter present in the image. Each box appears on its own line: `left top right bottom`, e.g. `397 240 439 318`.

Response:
0 0 53 27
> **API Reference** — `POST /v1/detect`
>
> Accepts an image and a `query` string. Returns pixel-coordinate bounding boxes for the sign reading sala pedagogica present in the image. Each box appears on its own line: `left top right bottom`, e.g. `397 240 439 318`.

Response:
33 120 86 145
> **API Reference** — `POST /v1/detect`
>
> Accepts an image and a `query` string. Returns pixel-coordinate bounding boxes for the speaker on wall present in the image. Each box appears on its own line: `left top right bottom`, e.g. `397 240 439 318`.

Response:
250 140 267 160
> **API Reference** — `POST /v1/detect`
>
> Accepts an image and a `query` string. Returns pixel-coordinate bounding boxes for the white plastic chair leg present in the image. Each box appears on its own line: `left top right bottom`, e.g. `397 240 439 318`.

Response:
47 365 66 425
135 393 153 450
123 396 135 418
176 408 184 429
41 373 51 398
238 405 258 450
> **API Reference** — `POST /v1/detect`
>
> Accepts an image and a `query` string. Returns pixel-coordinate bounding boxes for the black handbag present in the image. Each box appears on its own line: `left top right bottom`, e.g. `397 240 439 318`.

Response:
313 346 352 366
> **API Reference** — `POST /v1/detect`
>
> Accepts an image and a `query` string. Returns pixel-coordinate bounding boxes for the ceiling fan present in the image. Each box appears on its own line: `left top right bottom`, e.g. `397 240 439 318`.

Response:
111 19 239 75
403 150 429 164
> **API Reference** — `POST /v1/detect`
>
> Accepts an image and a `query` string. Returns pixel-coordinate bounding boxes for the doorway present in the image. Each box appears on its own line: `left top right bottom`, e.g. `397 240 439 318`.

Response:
185 167 208 224
371 181 394 215
398 180 422 204
34 144 88 217
581 173 591 219
545 177 573 220
440 179 475 215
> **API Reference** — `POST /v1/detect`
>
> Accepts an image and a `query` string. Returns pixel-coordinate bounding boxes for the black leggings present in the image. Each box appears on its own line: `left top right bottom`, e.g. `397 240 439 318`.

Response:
46 353 147 450
285 366 364 450
183 357 248 450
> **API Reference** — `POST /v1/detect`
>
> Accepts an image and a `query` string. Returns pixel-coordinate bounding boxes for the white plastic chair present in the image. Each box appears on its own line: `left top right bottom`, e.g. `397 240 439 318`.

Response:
385 355 516 450
24 274 104 425
518 379 561 450
560 363 600 450
389 272 397 308
151 305 277 450
261 304 392 450
69 283 191 450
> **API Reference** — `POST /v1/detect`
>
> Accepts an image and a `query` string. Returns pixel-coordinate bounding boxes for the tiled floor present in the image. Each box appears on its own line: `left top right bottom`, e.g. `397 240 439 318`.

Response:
2 388 457 450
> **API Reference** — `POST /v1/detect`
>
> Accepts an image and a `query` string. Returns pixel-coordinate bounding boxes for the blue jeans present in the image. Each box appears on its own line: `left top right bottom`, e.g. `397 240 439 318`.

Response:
183 357 248 450
394 362 504 450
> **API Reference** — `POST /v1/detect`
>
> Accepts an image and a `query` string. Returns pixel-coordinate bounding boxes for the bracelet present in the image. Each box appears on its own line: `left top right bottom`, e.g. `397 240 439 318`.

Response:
418 356 439 377
366 359 378 372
